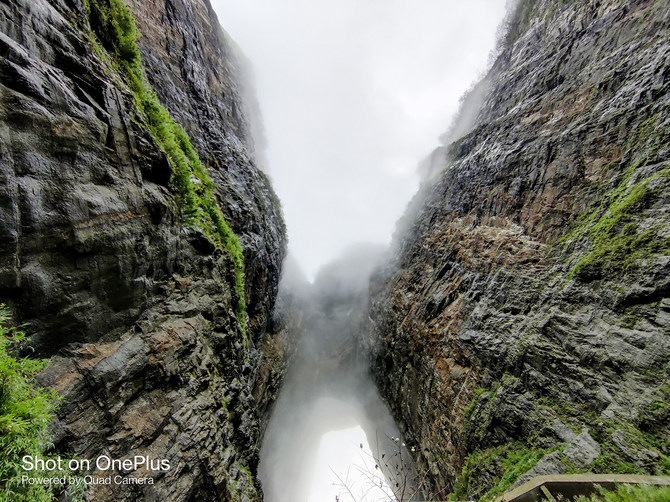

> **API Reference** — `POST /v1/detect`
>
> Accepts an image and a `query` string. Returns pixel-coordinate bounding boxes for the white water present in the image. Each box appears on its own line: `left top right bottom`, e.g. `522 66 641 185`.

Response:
308 425 389 502
258 350 410 502
258 248 414 502
261 392 401 502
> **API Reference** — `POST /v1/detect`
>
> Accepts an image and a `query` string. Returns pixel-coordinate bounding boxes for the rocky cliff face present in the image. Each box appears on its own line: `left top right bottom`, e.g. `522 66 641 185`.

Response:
367 0 670 499
127 0 285 337
0 0 286 500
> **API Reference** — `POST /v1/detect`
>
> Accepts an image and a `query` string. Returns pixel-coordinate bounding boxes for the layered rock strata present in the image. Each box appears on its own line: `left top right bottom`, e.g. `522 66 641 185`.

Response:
0 0 287 499
367 1 670 499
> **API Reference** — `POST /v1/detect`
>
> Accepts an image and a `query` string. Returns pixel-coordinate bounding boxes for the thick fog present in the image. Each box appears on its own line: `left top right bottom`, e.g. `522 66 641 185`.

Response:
211 0 508 280
259 246 418 502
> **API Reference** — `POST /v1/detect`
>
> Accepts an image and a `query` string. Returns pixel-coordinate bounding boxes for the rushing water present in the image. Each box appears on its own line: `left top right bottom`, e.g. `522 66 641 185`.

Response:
259 249 414 502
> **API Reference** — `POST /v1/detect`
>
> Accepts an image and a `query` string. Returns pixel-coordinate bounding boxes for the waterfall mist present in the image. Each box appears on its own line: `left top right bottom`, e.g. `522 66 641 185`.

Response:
259 245 415 502
206 1 511 500
211 0 509 281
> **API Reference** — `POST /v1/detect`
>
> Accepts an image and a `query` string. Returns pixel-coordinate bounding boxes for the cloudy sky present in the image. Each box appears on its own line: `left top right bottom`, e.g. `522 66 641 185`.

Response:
210 0 508 279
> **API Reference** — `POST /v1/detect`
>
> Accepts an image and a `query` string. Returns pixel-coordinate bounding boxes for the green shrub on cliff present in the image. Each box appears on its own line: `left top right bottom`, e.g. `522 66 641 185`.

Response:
575 484 670 502
570 169 670 279
564 114 670 280
84 0 140 68
449 443 555 501
0 306 62 502
109 0 140 66
82 0 248 335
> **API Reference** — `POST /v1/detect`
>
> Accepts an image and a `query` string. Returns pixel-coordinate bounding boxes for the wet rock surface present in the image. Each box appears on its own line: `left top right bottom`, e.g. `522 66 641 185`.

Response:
40 238 262 501
251 279 304 435
127 0 285 339
0 0 179 352
366 0 670 498
1 0 286 500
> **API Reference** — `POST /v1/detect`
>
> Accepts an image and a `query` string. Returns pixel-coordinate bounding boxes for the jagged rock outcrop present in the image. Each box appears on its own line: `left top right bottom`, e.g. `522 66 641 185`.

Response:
0 0 286 500
367 0 670 499
40 243 264 501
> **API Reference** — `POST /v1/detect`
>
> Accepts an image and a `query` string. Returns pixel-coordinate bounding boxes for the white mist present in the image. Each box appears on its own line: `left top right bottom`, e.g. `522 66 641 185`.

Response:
210 0 508 280
207 1 510 500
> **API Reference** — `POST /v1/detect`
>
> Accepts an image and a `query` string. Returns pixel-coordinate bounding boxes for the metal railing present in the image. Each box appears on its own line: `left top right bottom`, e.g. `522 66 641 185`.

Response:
495 473 670 502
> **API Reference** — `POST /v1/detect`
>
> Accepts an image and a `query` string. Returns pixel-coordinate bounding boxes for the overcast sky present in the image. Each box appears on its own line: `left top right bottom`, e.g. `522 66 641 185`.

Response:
210 0 509 280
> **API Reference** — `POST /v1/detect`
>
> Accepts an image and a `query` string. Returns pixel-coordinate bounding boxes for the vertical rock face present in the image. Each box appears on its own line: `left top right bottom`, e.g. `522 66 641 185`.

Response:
1 0 179 352
127 0 285 337
367 0 670 499
251 271 305 434
0 0 286 500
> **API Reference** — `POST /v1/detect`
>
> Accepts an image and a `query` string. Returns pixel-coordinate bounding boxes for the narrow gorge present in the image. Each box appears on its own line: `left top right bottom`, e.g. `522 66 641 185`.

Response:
0 0 668 502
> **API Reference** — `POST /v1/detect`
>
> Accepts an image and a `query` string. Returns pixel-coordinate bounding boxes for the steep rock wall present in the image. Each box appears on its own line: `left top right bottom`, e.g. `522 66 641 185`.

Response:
0 0 286 500
127 0 285 337
367 1 670 499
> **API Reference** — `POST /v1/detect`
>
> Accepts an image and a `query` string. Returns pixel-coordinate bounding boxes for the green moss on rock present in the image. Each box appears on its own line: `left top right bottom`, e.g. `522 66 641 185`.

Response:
570 174 669 279
449 443 557 501
563 114 670 280
82 0 249 338
576 483 670 502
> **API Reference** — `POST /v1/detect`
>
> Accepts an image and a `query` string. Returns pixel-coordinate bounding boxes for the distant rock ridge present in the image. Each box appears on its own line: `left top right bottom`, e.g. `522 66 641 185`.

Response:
365 0 670 499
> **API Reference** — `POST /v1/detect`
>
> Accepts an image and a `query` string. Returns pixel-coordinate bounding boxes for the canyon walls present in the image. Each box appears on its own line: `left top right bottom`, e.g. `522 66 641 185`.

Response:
366 0 670 499
3 0 670 500
0 0 286 500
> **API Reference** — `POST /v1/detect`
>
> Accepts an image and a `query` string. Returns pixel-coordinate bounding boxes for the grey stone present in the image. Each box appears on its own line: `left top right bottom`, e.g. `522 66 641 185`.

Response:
364 1 670 498
612 429 661 469
514 451 567 488
564 429 601 468
1 0 288 500
543 418 578 443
